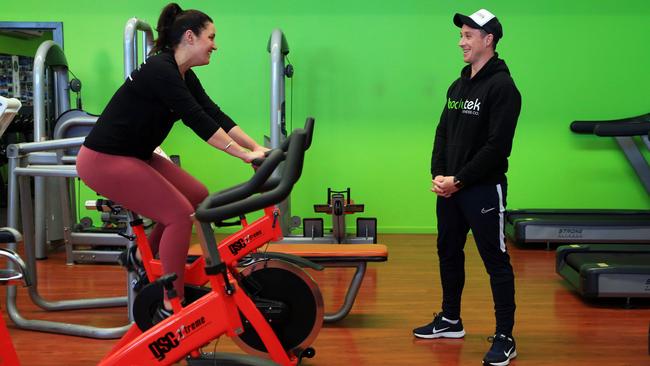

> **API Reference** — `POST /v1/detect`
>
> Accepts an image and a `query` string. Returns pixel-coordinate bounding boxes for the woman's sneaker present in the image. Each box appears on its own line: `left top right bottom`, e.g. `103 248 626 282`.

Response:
118 246 149 292
152 298 188 325
482 334 517 366
413 313 465 339
152 304 173 325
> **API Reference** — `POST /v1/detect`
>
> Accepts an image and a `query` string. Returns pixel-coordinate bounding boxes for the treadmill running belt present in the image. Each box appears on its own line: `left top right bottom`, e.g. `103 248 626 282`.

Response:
508 212 650 225
565 252 650 270
506 209 650 245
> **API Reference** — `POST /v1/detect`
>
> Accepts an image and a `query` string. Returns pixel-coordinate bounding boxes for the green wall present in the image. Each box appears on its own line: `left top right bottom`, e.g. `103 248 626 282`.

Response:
0 32 52 56
3 1 650 233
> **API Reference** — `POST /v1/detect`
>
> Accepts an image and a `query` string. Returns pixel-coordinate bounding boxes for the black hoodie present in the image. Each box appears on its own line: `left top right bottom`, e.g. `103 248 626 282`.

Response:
431 54 521 187
84 52 236 160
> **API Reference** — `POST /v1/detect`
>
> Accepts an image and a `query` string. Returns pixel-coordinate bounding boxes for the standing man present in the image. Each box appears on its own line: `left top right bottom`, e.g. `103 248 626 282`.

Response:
413 9 521 366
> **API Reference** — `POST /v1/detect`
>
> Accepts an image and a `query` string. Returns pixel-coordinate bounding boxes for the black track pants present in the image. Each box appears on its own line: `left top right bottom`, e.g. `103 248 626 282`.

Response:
436 182 516 336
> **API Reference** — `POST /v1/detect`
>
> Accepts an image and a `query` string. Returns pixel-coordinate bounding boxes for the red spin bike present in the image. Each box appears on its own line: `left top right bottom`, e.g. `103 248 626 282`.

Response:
0 229 28 366
98 118 323 366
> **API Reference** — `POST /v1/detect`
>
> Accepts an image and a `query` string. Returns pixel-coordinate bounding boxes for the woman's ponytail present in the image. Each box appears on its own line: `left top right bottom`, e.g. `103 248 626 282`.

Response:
151 3 183 55
150 2 212 56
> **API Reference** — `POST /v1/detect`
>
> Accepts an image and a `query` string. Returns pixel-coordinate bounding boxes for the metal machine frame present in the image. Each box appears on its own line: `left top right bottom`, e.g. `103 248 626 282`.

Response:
267 30 377 244
1 18 155 339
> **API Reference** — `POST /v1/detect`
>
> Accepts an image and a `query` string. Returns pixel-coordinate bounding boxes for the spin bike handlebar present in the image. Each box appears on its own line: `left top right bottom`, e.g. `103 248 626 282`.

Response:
254 116 314 166
208 149 286 211
195 119 311 223
220 117 314 205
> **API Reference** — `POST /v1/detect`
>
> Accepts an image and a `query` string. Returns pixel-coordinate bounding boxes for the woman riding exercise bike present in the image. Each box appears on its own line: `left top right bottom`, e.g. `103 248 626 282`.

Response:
99 119 322 366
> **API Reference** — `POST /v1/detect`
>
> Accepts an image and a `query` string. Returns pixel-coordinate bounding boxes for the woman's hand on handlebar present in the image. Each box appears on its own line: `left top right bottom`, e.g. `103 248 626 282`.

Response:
242 150 266 164
253 145 271 154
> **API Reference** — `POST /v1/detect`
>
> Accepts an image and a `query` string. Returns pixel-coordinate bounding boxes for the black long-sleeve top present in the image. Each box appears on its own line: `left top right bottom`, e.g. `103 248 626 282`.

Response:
431 54 521 187
84 51 236 160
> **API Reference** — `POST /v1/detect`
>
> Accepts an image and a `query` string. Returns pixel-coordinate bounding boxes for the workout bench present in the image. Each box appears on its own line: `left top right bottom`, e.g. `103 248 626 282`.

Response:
190 243 388 323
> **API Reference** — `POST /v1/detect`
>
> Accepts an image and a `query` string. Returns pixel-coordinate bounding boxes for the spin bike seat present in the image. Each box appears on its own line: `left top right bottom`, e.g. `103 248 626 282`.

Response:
0 227 22 244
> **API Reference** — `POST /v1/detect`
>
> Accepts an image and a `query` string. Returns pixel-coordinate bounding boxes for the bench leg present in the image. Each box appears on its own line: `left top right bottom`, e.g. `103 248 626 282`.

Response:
324 262 366 323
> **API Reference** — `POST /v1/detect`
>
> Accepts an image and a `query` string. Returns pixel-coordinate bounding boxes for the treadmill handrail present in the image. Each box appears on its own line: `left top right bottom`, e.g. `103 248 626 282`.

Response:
594 122 650 137
570 113 650 134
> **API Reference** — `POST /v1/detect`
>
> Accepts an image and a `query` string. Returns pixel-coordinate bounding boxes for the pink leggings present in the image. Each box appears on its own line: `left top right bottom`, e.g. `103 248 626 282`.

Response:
76 146 208 298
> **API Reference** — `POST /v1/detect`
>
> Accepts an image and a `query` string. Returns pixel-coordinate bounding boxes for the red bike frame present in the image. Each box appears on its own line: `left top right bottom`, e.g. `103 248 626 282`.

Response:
99 205 299 366
137 209 274 287
0 244 29 366
0 283 21 366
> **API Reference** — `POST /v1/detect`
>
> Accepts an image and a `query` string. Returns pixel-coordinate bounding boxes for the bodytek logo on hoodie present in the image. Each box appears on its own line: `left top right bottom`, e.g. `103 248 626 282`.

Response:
447 97 481 116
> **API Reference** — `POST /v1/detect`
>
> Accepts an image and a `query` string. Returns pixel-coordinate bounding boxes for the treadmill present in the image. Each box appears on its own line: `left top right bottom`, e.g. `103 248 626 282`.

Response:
506 115 650 248
556 244 650 300
555 120 650 300
506 209 650 247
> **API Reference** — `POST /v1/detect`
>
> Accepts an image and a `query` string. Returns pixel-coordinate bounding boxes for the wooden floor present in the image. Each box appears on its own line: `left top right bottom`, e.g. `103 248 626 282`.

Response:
1 234 649 365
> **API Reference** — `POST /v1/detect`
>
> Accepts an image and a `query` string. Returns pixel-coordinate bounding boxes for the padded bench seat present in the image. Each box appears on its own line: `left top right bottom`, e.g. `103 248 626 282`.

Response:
260 243 388 263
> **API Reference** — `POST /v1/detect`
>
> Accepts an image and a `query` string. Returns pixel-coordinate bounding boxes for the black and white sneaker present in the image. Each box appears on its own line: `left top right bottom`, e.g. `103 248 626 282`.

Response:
413 313 465 339
482 333 517 366
152 304 173 325
118 246 149 292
